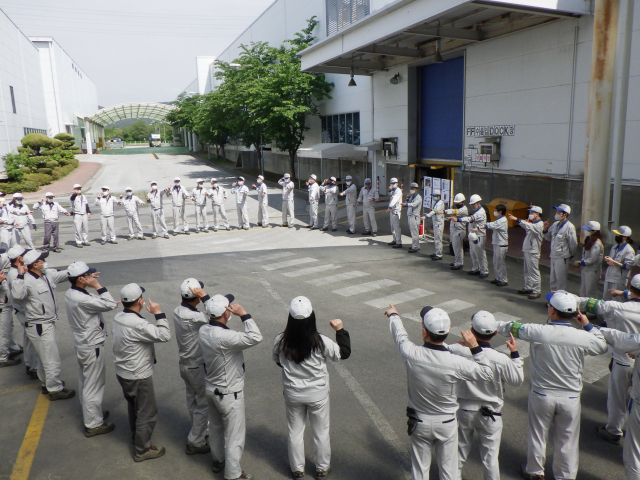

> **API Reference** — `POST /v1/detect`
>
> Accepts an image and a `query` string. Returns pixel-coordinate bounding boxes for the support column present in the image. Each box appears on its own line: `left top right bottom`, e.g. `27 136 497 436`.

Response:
84 119 93 156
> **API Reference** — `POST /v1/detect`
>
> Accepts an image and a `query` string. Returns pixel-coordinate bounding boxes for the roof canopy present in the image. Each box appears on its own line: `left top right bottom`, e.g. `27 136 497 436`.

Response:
297 143 368 159
84 102 177 127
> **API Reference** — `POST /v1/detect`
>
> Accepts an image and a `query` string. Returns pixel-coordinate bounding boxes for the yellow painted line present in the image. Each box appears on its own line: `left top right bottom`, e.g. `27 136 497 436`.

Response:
10 393 50 480
0 384 40 395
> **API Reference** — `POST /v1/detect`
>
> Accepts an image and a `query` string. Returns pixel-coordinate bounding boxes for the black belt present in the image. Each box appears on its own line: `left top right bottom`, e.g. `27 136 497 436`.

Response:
406 407 423 435
480 406 502 422
213 388 240 400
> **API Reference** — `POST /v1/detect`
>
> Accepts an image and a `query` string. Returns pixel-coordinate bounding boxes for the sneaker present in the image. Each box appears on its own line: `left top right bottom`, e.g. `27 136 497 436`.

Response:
152 234 157 239
84 422 115 438
127 237 133 241
518 289 533 295
83 242 91 246
0 357 22 368
211 459 225 473
292 471 305 479
332 228 337 232
450 265 463 270
431 256 443 261
491 279 499 284
468 270 480 276
595 425 622 445
282 223 288 227
392 244 403 248
164 235 169 239
53 248 62 253
185 442 211 455
361 231 371 236
519 464 545 480
134 445 166 462
479 273 489 279
496 281 508 287
49 388 76 401
528 293 541 299
262 224 269 228
9 347 23 358
172 232 178 236
316 465 332 478
408 248 418 253
371 233 377 237
101 241 106 245
226 472 252 480
388 241 397 246
320 227 328 231
138 237 146 240
184 231 190 235
76 244 83 248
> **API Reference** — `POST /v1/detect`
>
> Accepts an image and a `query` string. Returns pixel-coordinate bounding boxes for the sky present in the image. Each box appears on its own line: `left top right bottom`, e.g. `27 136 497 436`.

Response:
1 0 275 106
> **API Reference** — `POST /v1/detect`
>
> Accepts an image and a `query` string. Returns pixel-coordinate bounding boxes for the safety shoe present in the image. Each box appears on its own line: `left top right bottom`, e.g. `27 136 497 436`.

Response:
282 223 288 227
347 230 355 234
450 265 463 270
468 270 480 276
316 465 331 478
595 425 622 445
9 347 23 358
491 279 499 284
134 445 166 462
371 233 377 237
127 237 133 241
76 244 83 248
479 273 489 279
320 227 328 231
408 248 418 253
42 381 64 394
496 281 508 287
528 293 541 300
332 228 337 232
101 241 107 245
388 241 397 246
213 229 218 232
519 464 545 480
518 289 533 295
202 229 209 233
28 369 38 379
0 357 22 368
361 231 371 235
83 242 91 246
53 248 62 253
138 237 146 240
172 232 178 236
257 223 263 227
84 422 115 438
110 240 118 244
292 471 305 479
163 235 169 239
449 263 456 267
226 472 252 480
194 230 199 234
49 388 76 401
393 244 403 249
151 234 157 239
184 231 190 235
431 256 442 261
211 459 225 473
185 442 211 455
262 224 269 228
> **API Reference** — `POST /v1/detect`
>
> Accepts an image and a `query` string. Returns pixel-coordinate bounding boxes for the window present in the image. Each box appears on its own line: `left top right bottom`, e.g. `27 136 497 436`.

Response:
326 0 370 36
9 86 16 114
24 128 47 136
321 112 360 145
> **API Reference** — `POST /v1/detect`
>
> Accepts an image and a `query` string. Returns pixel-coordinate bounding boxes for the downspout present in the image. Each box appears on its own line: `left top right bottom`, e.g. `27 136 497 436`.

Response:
370 75 376 185
565 23 579 178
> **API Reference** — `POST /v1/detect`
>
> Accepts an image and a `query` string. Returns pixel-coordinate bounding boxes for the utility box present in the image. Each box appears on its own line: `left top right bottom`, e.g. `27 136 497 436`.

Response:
487 198 529 227
381 137 398 157
477 136 501 162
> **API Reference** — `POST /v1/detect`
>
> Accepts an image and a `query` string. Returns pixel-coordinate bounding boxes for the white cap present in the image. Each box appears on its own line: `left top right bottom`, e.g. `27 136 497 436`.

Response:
12 193 22 199
545 290 577 314
309 174 317 180
468 232 479 242
454 193 465 203
472 311 497 335
237 176 245 181
582 221 601 232
635 254 640 267
67 261 96 277
120 283 145 302
150 181 157 186
23 249 48 266
289 296 313 319
410 182 419 188
469 194 482 204
364 178 371 184
346 175 353 181
211 178 217 183
102 185 110 190
125 187 132 192
631 274 640 289
330 176 337 182
284 173 291 178
422 307 450 335
528 205 542 214
389 178 398 184
196 178 203 183
44 192 54 197
205 294 234 317
73 184 82 189
258 175 264 180
7 245 27 260
554 204 571 214
180 278 204 299
613 226 632 237
174 177 181 182
432 189 441 196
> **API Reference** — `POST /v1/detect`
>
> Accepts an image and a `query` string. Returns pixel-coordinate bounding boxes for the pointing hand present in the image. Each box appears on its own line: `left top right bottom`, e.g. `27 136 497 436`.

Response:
384 304 399 317
460 330 479 349
505 333 518 352
145 299 162 315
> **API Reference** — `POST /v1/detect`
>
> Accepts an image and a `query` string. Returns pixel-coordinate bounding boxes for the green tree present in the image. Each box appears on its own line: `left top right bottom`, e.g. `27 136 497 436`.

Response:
128 120 153 141
194 90 234 160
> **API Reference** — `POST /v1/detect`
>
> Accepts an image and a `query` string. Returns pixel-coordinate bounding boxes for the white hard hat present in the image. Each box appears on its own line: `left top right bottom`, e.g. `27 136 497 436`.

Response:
468 232 479 243
210 178 217 183
528 205 542 214
389 178 398 184
125 187 132 192
258 175 264 180
469 194 482 204
631 274 640 289
67 261 96 277
545 291 577 314
309 174 317 180
472 311 497 335
554 204 571 215
73 184 82 189
582 221 601 232
290 296 313 319
237 176 245 181
432 189 441 196
205 294 234 317
613 226 632 237
180 278 203 299
120 283 145 302
174 177 181 182
196 178 204 183
44 192 54 197
284 173 291 178
364 178 371 185
346 175 353 181
421 307 450 335
453 193 465 203
410 182 419 188
12 193 23 199
150 181 157 186
102 185 110 190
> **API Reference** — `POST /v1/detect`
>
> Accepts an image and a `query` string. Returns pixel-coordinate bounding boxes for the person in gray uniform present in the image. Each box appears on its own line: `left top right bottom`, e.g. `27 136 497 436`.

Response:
603 226 636 301
356 178 378 236
445 194 468 270
403 183 422 253
384 304 494 480
9 193 36 249
542 204 577 292
33 192 70 253
147 182 169 239
118 188 146 240
71 184 91 248
452 194 488 278
65 261 118 437
199 294 262 480
307 174 320 230
509 205 544 299
387 178 403 248
173 278 213 455
496 291 607 480
208 178 230 231
273 296 351 479
448 311 524 480
0 194 16 251
320 177 339 232
480 204 509 286
94 187 118 245
339 175 358 234
192 179 210 233
12 250 75 400
279 173 295 228
166 177 190 235
231 177 250 230
423 189 445 261
574 221 604 298
578 277 640 446
0 251 22 368
113 283 171 462
252 175 269 228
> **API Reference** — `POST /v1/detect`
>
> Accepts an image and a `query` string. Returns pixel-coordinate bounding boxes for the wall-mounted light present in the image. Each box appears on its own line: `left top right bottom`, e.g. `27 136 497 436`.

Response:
434 39 444 64
390 73 401 85
348 68 357 87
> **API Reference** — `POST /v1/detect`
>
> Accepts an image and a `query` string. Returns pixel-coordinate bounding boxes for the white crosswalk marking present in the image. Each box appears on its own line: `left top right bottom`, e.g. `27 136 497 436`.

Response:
583 354 612 384
333 279 400 297
402 311 423 323
282 264 337 278
244 252 295 262
434 299 475 314
306 271 369 286
261 257 318 271
493 312 521 323
496 340 530 358
365 289 435 309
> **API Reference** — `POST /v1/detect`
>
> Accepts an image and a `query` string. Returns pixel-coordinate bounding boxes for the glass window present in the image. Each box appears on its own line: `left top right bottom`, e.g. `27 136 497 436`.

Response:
9 86 16 114
332 116 339 143
353 112 360 145
339 114 346 143
346 113 353 144
321 112 361 144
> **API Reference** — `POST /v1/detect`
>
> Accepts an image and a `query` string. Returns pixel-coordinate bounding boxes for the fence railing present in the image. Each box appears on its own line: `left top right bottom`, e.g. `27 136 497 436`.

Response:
326 0 370 36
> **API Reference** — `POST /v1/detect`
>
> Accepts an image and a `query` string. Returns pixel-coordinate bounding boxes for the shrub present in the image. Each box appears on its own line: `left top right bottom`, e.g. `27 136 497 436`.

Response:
58 158 69 166
21 133 52 154
41 149 56 156
54 133 76 148
3 152 27 182
0 180 39 194
35 168 53 175
25 172 53 185
69 145 80 152
45 160 59 168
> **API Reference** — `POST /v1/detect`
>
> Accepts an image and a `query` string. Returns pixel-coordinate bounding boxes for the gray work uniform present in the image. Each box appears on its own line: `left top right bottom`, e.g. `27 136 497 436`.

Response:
119 195 145 239
342 183 358 233
445 205 469 267
33 200 67 249
279 179 295 226
484 215 509 282
70 193 90 245
497 319 607 480
192 187 209 231
518 219 544 294
65 285 117 428
169 185 189 233
448 342 524 480
357 186 378 234
406 193 422 250
543 220 578 292
320 185 338 229
461 207 488 274
9 203 36 249
604 243 636 301
579 239 604 298
6 267 37 372
112 309 171 455
0 205 16 251
231 185 250 229
94 196 117 242
273 329 350 474
426 199 445 257
308 183 320 228
255 183 269 226
0 254 21 362
208 186 230 230
198 315 262 480
389 314 494 480
388 187 403 244
579 295 640 438
146 190 168 236
11 268 69 393
173 298 212 448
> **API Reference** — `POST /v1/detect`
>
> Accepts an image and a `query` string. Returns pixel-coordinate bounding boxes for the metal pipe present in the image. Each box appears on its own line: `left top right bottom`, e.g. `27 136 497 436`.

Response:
611 0 634 228
582 0 619 240
565 23 579 177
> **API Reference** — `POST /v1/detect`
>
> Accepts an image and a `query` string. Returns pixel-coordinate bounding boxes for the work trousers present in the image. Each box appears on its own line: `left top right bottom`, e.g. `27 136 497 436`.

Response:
207 389 246 480
606 361 633 437
550 257 569 292
14 226 35 249
282 198 295 226
211 204 229 229
604 280 627 302
257 200 269 226
524 252 541 293
457 409 502 480
74 214 89 245
195 204 208 230
363 206 377 233
16 311 37 371
150 208 168 236
324 205 337 229
580 267 601 298
346 204 356 232
390 211 402 244
286 395 331 473
410 414 458 480
432 220 443 257
172 205 188 232
493 245 508 282
25 322 63 393
100 216 116 242
179 364 208 447
117 374 158 455
451 230 466 267
0 228 15 251
43 221 59 249
0 307 20 361
236 203 249 229
76 344 106 429
526 390 580 480
127 214 144 238
309 202 319 228
624 399 640 480
409 215 421 250
470 235 488 274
